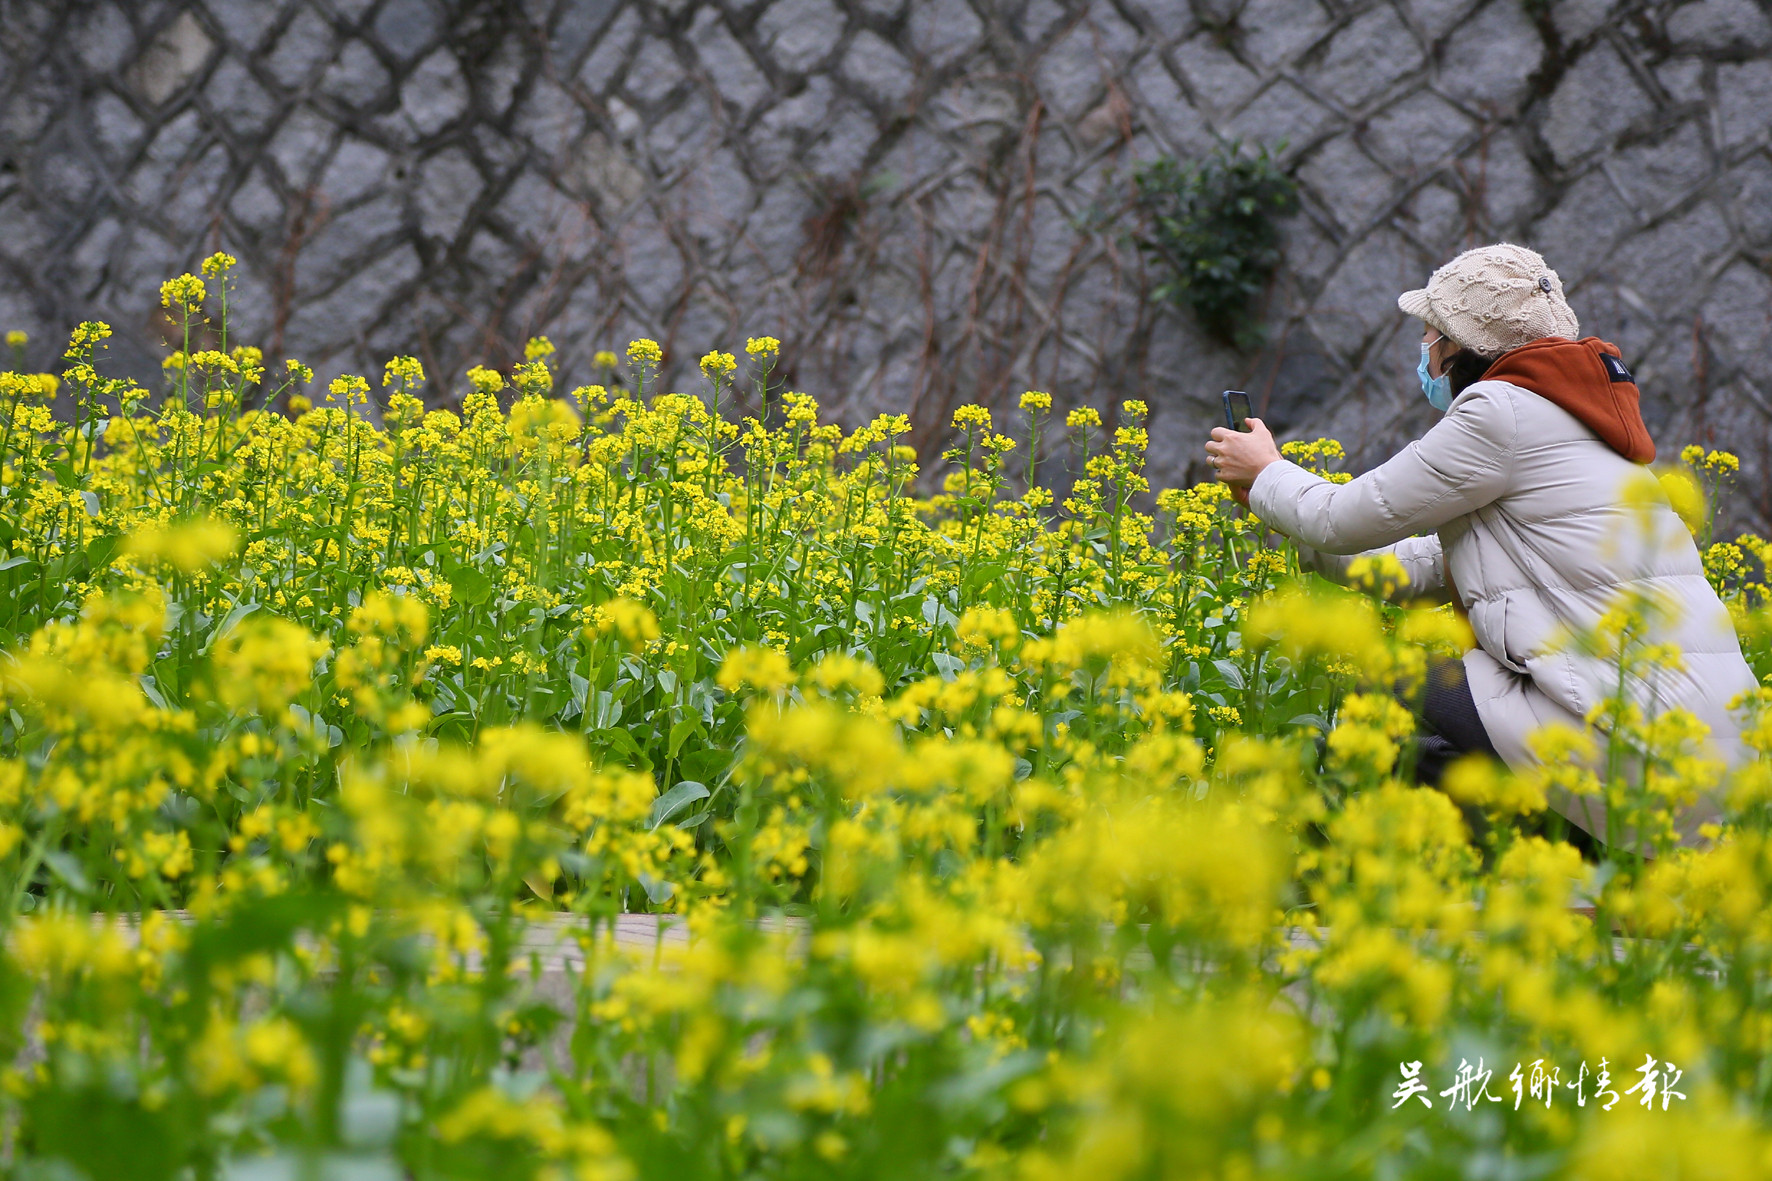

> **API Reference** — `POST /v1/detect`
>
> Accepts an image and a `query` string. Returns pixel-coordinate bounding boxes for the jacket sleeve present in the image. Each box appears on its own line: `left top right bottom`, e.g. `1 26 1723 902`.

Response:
1248 383 1519 556
1295 535 1449 604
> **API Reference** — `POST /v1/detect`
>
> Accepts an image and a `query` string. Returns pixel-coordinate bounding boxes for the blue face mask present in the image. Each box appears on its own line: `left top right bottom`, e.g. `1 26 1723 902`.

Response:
1418 336 1453 412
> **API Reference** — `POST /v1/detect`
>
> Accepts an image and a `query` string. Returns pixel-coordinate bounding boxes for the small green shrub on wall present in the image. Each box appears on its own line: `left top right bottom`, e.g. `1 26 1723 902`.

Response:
1132 140 1300 351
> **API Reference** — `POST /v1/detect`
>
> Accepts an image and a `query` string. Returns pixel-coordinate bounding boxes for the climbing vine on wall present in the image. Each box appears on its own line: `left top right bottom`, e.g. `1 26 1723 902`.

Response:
1131 141 1299 352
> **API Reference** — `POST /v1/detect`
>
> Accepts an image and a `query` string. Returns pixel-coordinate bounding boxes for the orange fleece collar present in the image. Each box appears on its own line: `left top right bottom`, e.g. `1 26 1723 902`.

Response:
1479 337 1656 464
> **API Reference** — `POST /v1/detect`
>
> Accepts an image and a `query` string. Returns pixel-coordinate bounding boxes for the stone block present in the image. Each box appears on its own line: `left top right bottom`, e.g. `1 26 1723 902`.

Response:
1473 129 1542 233
204 55 278 136
1311 228 1424 360
295 192 405 288
1360 88 1477 173
1237 0 1331 71
758 0 846 74
500 169 599 258
567 132 649 215
675 146 755 252
400 49 470 137
39 151 100 208
742 181 816 274
690 7 771 113
268 106 338 187
1129 53 1214 156
321 136 393 204
1541 42 1654 168
320 0 377 21
874 125 957 191
1124 0 1194 42
124 108 206 205
321 40 392 108
606 96 643 141
1665 0 1772 52
1023 0 1069 42
1435 0 1541 115
227 166 285 234
201 0 280 51
619 212 686 310
807 106 876 178
624 36 684 107
1077 92 1135 150
463 227 520 279
1034 20 1104 120
908 0 984 69
1170 35 1260 119
0 72 56 146
1297 134 1400 232
844 30 917 108
0 197 52 274
163 143 233 229
1278 212 1344 290
925 76 1021 156
478 38 524 117
1610 200 1735 315
285 241 423 354
1717 60 1772 149
549 0 620 70
576 5 640 94
127 11 215 106
1604 119 1713 219
1573 277 1669 364
1304 6 1423 110
1529 169 1640 283
1550 0 1613 44
1656 56 1706 105
111 225 183 308
90 90 147 162
1399 181 1466 254
1082 0 1144 59
415 148 482 242
73 2 134 73
1225 79 1337 155
515 76 584 155
1722 154 1772 246
1398 0 1479 41
1022 192 1081 288
266 5 336 89
371 0 440 62
646 92 718 175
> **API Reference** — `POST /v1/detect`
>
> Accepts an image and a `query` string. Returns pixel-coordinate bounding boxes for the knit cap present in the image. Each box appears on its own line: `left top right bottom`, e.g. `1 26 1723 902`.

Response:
1398 243 1580 357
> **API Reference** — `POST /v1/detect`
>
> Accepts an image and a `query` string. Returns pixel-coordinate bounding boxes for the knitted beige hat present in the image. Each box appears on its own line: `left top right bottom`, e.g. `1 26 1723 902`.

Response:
1397 243 1580 356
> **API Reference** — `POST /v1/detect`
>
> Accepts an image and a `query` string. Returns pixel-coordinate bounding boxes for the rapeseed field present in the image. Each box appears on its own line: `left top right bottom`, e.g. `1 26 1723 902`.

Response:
1 255 1770 1178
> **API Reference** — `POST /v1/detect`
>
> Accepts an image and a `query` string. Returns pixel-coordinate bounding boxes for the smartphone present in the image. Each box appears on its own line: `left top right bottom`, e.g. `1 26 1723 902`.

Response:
1222 390 1252 433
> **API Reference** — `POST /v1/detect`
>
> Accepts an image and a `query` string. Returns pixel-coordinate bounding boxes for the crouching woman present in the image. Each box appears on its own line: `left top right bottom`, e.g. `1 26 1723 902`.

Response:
1204 243 1757 848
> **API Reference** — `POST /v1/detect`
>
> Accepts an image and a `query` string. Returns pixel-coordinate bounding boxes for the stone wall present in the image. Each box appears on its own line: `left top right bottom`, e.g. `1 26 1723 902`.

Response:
3 0 1771 524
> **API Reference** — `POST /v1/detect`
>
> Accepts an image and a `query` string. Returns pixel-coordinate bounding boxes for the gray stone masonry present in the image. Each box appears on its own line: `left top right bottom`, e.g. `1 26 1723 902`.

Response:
2 0 1771 529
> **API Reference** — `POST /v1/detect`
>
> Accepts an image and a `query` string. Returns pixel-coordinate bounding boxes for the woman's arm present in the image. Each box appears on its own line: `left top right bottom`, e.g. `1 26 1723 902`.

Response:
1295 535 1451 605
1246 385 1520 555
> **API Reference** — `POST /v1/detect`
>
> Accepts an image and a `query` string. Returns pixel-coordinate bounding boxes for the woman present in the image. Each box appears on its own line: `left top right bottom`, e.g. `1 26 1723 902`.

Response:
1205 242 1756 846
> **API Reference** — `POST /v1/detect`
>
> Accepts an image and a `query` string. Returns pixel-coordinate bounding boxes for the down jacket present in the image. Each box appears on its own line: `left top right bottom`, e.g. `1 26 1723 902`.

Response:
1247 374 1757 843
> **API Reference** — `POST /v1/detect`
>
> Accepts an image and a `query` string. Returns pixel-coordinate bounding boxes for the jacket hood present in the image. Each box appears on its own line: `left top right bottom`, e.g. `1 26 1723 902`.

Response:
1480 337 1656 463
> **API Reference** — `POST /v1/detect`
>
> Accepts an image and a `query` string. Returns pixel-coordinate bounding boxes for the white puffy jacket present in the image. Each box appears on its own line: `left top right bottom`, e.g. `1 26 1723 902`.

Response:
1247 378 1757 842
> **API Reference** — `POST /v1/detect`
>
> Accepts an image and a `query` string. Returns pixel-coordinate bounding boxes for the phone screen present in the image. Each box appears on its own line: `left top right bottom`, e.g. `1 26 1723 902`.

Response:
1222 390 1252 433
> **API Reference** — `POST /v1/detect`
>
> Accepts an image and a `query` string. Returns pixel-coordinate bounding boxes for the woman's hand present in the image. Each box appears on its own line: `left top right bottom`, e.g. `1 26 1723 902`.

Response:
1206 418 1282 488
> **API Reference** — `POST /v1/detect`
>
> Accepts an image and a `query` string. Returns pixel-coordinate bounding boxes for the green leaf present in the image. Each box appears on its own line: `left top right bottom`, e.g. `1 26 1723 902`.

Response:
667 717 702 759
201 600 259 655
1213 658 1248 690
42 850 92 896
449 565 494 606
649 780 709 829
